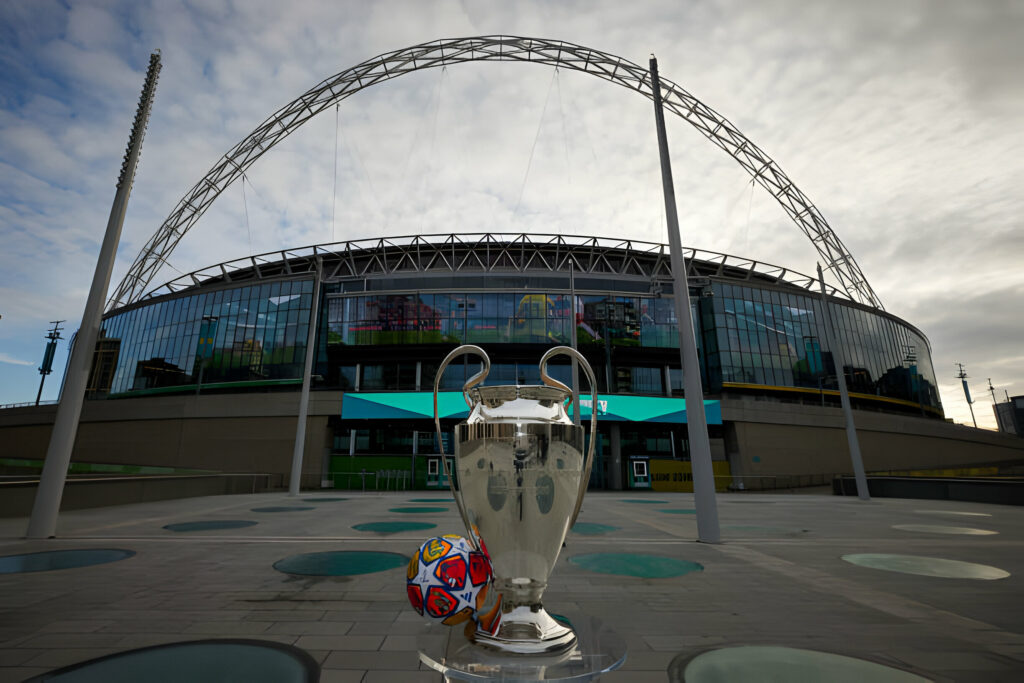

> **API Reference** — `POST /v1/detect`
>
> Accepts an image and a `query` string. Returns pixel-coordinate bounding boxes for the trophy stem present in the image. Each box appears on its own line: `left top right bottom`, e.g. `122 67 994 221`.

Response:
474 606 577 655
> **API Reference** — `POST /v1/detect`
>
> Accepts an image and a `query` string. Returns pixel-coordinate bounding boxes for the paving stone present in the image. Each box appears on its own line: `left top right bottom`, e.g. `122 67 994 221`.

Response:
322 650 422 670
182 621 273 635
294 634 384 651
21 648 117 669
265 621 354 635
1 491 1022 680
316 670 368 683
362 670 442 682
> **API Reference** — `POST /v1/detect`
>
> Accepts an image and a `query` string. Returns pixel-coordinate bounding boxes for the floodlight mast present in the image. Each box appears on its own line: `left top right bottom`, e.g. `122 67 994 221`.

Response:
26 52 162 539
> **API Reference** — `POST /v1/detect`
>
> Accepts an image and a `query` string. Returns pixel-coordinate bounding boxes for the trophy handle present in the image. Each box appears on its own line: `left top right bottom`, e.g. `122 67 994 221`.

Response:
538 346 598 528
433 345 491 551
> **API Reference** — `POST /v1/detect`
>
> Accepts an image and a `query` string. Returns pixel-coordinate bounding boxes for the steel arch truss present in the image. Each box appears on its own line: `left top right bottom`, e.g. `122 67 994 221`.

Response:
140 233 850 304
108 35 883 311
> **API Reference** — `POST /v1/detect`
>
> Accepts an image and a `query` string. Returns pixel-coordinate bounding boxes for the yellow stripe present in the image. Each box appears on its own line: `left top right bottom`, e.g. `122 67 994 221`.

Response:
721 382 942 414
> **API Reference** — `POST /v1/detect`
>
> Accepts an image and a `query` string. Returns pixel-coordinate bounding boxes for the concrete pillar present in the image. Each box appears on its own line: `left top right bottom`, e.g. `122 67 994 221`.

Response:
609 423 623 490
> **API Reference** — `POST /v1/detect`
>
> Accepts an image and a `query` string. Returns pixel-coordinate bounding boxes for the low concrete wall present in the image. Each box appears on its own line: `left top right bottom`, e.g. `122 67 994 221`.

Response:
834 476 1024 506
722 397 1024 490
0 392 342 489
0 473 285 518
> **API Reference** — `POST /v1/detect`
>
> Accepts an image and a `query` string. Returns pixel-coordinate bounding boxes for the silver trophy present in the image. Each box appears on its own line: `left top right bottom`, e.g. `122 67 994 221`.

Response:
433 345 597 655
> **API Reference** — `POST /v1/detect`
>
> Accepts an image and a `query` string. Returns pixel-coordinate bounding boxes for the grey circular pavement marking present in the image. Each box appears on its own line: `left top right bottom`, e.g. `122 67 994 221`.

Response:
892 524 997 536
842 553 1009 580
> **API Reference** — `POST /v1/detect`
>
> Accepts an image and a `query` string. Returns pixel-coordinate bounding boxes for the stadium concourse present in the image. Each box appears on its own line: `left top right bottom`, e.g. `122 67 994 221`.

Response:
1 489 1022 681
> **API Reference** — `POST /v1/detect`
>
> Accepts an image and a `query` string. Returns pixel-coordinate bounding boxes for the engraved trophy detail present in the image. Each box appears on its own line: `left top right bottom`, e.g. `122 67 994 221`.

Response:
433 344 598 655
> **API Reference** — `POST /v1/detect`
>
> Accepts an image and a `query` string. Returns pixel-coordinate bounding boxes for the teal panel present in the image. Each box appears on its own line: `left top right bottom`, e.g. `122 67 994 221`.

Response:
342 392 721 425
342 392 471 420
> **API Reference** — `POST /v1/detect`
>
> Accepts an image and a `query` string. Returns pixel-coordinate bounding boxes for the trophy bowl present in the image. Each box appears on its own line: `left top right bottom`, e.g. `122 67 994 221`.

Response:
434 345 597 655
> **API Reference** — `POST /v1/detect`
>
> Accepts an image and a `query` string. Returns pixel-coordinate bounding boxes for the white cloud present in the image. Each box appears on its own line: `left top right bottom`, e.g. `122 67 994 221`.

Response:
0 352 35 367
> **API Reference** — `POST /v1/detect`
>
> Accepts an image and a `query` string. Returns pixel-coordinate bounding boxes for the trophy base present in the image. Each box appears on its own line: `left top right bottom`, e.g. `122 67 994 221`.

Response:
475 606 577 655
418 611 626 682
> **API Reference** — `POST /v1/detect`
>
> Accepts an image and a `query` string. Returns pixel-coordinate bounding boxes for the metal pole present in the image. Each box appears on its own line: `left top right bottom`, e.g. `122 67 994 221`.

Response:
27 53 161 539
649 56 720 543
289 257 323 496
570 261 580 427
195 360 204 396
816 264 870 500
36 321 64 406
956 363 977 428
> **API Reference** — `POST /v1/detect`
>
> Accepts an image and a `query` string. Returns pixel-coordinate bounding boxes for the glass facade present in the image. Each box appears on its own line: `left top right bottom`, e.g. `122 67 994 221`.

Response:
709 282 940 409
94 279 313 395
321 285 939 412
324 292 692 349
91 267 940 414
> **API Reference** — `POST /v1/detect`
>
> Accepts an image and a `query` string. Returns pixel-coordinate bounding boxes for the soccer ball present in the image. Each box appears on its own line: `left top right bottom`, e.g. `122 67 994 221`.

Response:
407 535 493 626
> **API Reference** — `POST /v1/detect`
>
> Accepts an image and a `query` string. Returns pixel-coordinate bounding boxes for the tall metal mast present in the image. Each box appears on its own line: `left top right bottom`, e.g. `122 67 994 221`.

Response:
27 52 162 539
650 55 720 543
35 321 64 406
955 363 977 428
817 264 869 500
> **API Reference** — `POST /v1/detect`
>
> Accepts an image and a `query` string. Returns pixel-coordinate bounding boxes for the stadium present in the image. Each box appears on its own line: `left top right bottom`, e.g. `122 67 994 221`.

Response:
5 37 1023 502
7 232 1023 497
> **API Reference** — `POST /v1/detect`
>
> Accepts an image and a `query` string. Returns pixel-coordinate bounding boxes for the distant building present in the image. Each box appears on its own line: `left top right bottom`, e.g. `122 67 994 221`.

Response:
994 396 1024 436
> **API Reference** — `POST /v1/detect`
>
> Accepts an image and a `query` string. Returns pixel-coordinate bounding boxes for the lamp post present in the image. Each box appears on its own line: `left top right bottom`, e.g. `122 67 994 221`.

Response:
195 315 218 396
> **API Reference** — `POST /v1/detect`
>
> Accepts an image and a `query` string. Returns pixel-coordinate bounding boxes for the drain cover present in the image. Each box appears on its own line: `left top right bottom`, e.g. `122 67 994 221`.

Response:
842 553 1009 580
163 521 257 532
353 521 437 534
0 549 134 574
670 645 929 682
571 523 619 536
660 509 697 515
274 551 408 576
21 639 318 682
251 506 314 513
569 553 703 578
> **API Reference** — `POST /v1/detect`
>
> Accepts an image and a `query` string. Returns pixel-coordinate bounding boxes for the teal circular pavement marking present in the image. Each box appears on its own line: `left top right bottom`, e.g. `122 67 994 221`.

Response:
389 506 448 514
353 521 437 534
409 498 450 503
842 553 1009 580
274 551 409 576
21 639 319 682
660 509 697 515
571 523 620 536
0 549 135 574
620 499 669 504
569 553 703 578
893 524 997 536
251 506 315 513
675 645 929 683
163 520 257 532
302 497 348 502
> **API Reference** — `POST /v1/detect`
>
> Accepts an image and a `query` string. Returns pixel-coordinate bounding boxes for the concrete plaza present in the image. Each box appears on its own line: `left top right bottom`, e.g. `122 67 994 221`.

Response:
1 489 1022 682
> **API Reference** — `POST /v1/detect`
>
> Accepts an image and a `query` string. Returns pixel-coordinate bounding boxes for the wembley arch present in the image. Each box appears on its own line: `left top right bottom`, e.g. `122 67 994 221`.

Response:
107 35 883 311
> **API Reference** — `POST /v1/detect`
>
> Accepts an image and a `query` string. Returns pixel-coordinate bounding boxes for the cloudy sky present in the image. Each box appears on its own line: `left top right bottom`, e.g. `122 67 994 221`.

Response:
1 0 1021 428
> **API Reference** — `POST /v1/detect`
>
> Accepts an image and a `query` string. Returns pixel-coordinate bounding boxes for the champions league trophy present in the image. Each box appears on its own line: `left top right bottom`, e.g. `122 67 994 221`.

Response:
432 344 598 655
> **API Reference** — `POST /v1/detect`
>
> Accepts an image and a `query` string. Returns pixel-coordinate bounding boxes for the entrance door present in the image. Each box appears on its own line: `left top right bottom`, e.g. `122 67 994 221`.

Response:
631 459 651 488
